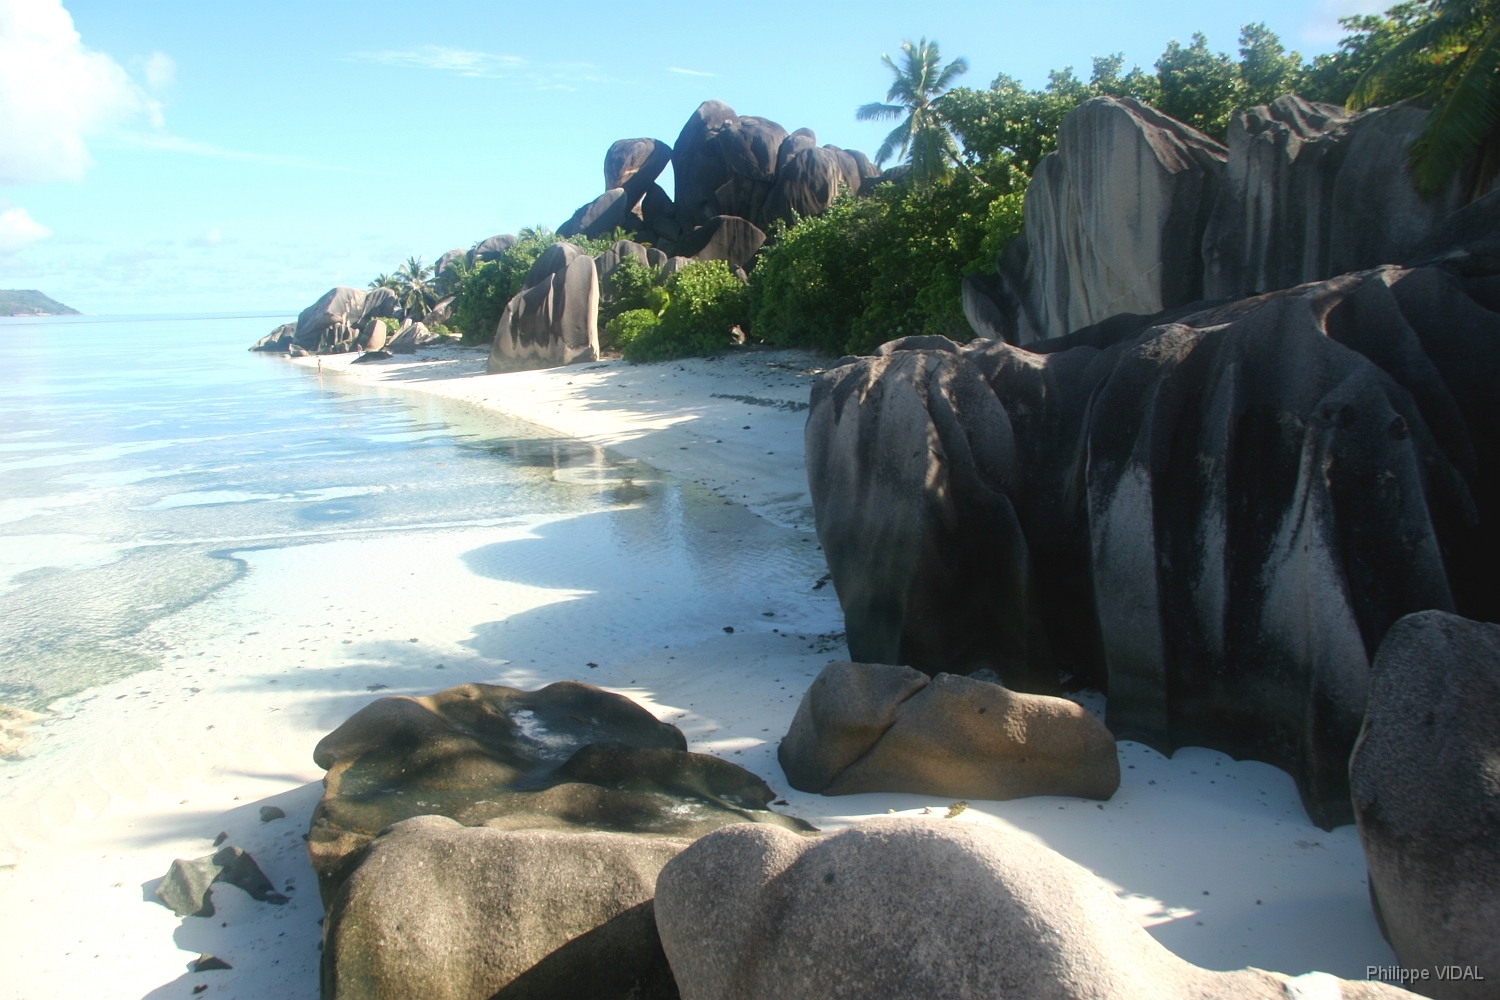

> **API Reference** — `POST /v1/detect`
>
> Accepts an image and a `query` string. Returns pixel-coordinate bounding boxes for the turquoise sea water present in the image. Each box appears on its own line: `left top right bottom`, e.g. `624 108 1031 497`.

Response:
0 314 654 709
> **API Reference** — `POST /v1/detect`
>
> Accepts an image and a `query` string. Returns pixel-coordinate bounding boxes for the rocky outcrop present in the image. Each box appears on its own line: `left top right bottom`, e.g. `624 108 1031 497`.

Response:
672 100 739 230
641 183 682 240
470 234 519 265
655 819 1420 1000
250 323 295 353
353 287 398 328
764 146 848 227
779 661 1119 800
308 680 811 904
673 215 766 272
996 97 1227 343
1351 611 1500 999
775 127 817 173
488 242 600 373
807 264 1495 828
154 846 286 918
323 818 684 1000
293 286 366 352
421 295 455 328
1203 97 1471 302
605 138 672 207
559 188 633 241
355 317 386 351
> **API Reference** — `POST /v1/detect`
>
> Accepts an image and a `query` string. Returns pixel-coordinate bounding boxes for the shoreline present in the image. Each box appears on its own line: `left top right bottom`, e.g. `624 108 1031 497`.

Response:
0 342 1398 999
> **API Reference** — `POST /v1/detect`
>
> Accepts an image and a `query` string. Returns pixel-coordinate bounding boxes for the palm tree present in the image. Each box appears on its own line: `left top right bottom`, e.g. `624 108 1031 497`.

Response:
857 38 969 188
369 273 401 292
1348 0 1500 200
395 256 436 317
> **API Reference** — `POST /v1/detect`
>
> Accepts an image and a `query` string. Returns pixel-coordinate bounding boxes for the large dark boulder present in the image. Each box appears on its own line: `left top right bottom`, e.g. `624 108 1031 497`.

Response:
779 661 1119 800
672 100 738 230
674 216 766 272
353 286 398 328
713 115 785 183
775 127 817 173
488 242 599 372
764 146 847 227
470 234 519 265
808 265 1494 828
641 182 682 241
559 188 632 241
605 137 672 203
1351 611 1500 999
250 323 295 353
1203 97 1472 302
294 286 366 351
996 97 1228 342
655 819 1420 1000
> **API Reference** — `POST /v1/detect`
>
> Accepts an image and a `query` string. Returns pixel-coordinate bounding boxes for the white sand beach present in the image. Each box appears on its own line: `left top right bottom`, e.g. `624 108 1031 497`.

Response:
0 344 1396 1000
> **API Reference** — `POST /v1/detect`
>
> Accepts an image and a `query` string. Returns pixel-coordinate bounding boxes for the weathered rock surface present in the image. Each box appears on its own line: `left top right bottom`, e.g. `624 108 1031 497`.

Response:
809 264 1495 827
559 188 632 241
605 138 672 206
674 216 766 272
780 662 1118 800
996 97 1227 343
775 127 817 173
293 286 366 351
1203 97 1472 302
323 817 683 1000
1351 610 1500 999
764 146 847 227
488 242 599 372
672 100 738 230
436 248 466 281
154 846 287 918
250 323 295 353
641 182 682 240
470 234 519 265
385 320 422 354
353 286 398 328
355 317 386 352
308 680 811 904
655 819 1420 1000
421 295 455 328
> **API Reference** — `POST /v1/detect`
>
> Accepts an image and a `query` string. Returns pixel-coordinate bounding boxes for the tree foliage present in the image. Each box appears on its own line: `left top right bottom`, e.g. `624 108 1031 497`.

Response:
449 227 621 345
856 38 969 187
623 261 750 362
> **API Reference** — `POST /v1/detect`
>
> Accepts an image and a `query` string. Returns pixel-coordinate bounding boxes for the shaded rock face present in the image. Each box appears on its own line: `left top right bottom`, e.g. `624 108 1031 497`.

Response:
808 265 1495 828
470 234 519 265
641 182 682 241
355 317 386 352
672 100 738 230
764 146 848 227
354 287 398 328
323 818 683 1000
488 242 599 373
1351 611 1500 999
250 323 295 353
294 286 366 352
655 819 1420 1000
1203 98 1471 302
779 661 1119 801
998 97 1227 343
436 248 466 282
605 137 672 202
674 215 766 272
308 680 812 905
775 127 817 173
155 846 286 918
559 188 632 241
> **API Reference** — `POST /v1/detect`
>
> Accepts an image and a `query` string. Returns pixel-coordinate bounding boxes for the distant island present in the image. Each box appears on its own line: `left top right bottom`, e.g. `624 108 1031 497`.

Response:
1 289 79 316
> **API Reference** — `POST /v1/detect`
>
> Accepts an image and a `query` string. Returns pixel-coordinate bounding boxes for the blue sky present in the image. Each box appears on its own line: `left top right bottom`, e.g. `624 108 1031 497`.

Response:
1 0 1384 314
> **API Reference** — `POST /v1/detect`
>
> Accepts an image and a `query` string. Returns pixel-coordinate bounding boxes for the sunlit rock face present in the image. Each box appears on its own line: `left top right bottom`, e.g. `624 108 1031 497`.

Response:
809 264 1497 829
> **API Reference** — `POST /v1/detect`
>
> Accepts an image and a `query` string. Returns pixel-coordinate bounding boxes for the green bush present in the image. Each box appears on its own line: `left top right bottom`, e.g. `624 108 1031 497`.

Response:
600 255 668 328
378 316 400 334
603 309 661 353
622 261 749 362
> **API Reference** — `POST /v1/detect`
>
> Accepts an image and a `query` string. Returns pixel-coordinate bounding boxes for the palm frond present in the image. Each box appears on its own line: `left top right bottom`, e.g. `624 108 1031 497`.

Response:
933 56 969 92
1409 20 1500 194
1348 9 1478 108
857 101 905 121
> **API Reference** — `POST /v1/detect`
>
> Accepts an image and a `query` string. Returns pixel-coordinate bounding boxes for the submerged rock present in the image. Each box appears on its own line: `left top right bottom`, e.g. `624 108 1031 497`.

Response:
655 819 1421 1000
1352 610 1500 999
780 661 1119 800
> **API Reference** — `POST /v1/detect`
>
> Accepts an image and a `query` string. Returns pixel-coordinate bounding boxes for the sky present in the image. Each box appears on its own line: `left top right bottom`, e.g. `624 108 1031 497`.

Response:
1 0 1387 315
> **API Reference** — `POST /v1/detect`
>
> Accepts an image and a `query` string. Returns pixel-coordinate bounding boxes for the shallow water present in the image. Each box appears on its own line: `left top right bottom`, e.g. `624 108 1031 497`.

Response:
0 314 710 709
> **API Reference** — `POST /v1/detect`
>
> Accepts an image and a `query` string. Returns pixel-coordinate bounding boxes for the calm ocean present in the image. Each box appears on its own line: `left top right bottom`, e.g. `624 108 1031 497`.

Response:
0 313 652 709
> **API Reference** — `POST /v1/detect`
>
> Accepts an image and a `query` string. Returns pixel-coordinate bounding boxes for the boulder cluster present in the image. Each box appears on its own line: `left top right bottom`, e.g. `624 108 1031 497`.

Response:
254 100 883 370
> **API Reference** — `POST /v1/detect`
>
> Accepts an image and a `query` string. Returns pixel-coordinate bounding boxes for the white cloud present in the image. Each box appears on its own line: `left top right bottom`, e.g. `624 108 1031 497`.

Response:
142 50 175 92
667 67 716 78
348 45 607 89
1301 0 1391 46
0 0 163 184
0 206 51 253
